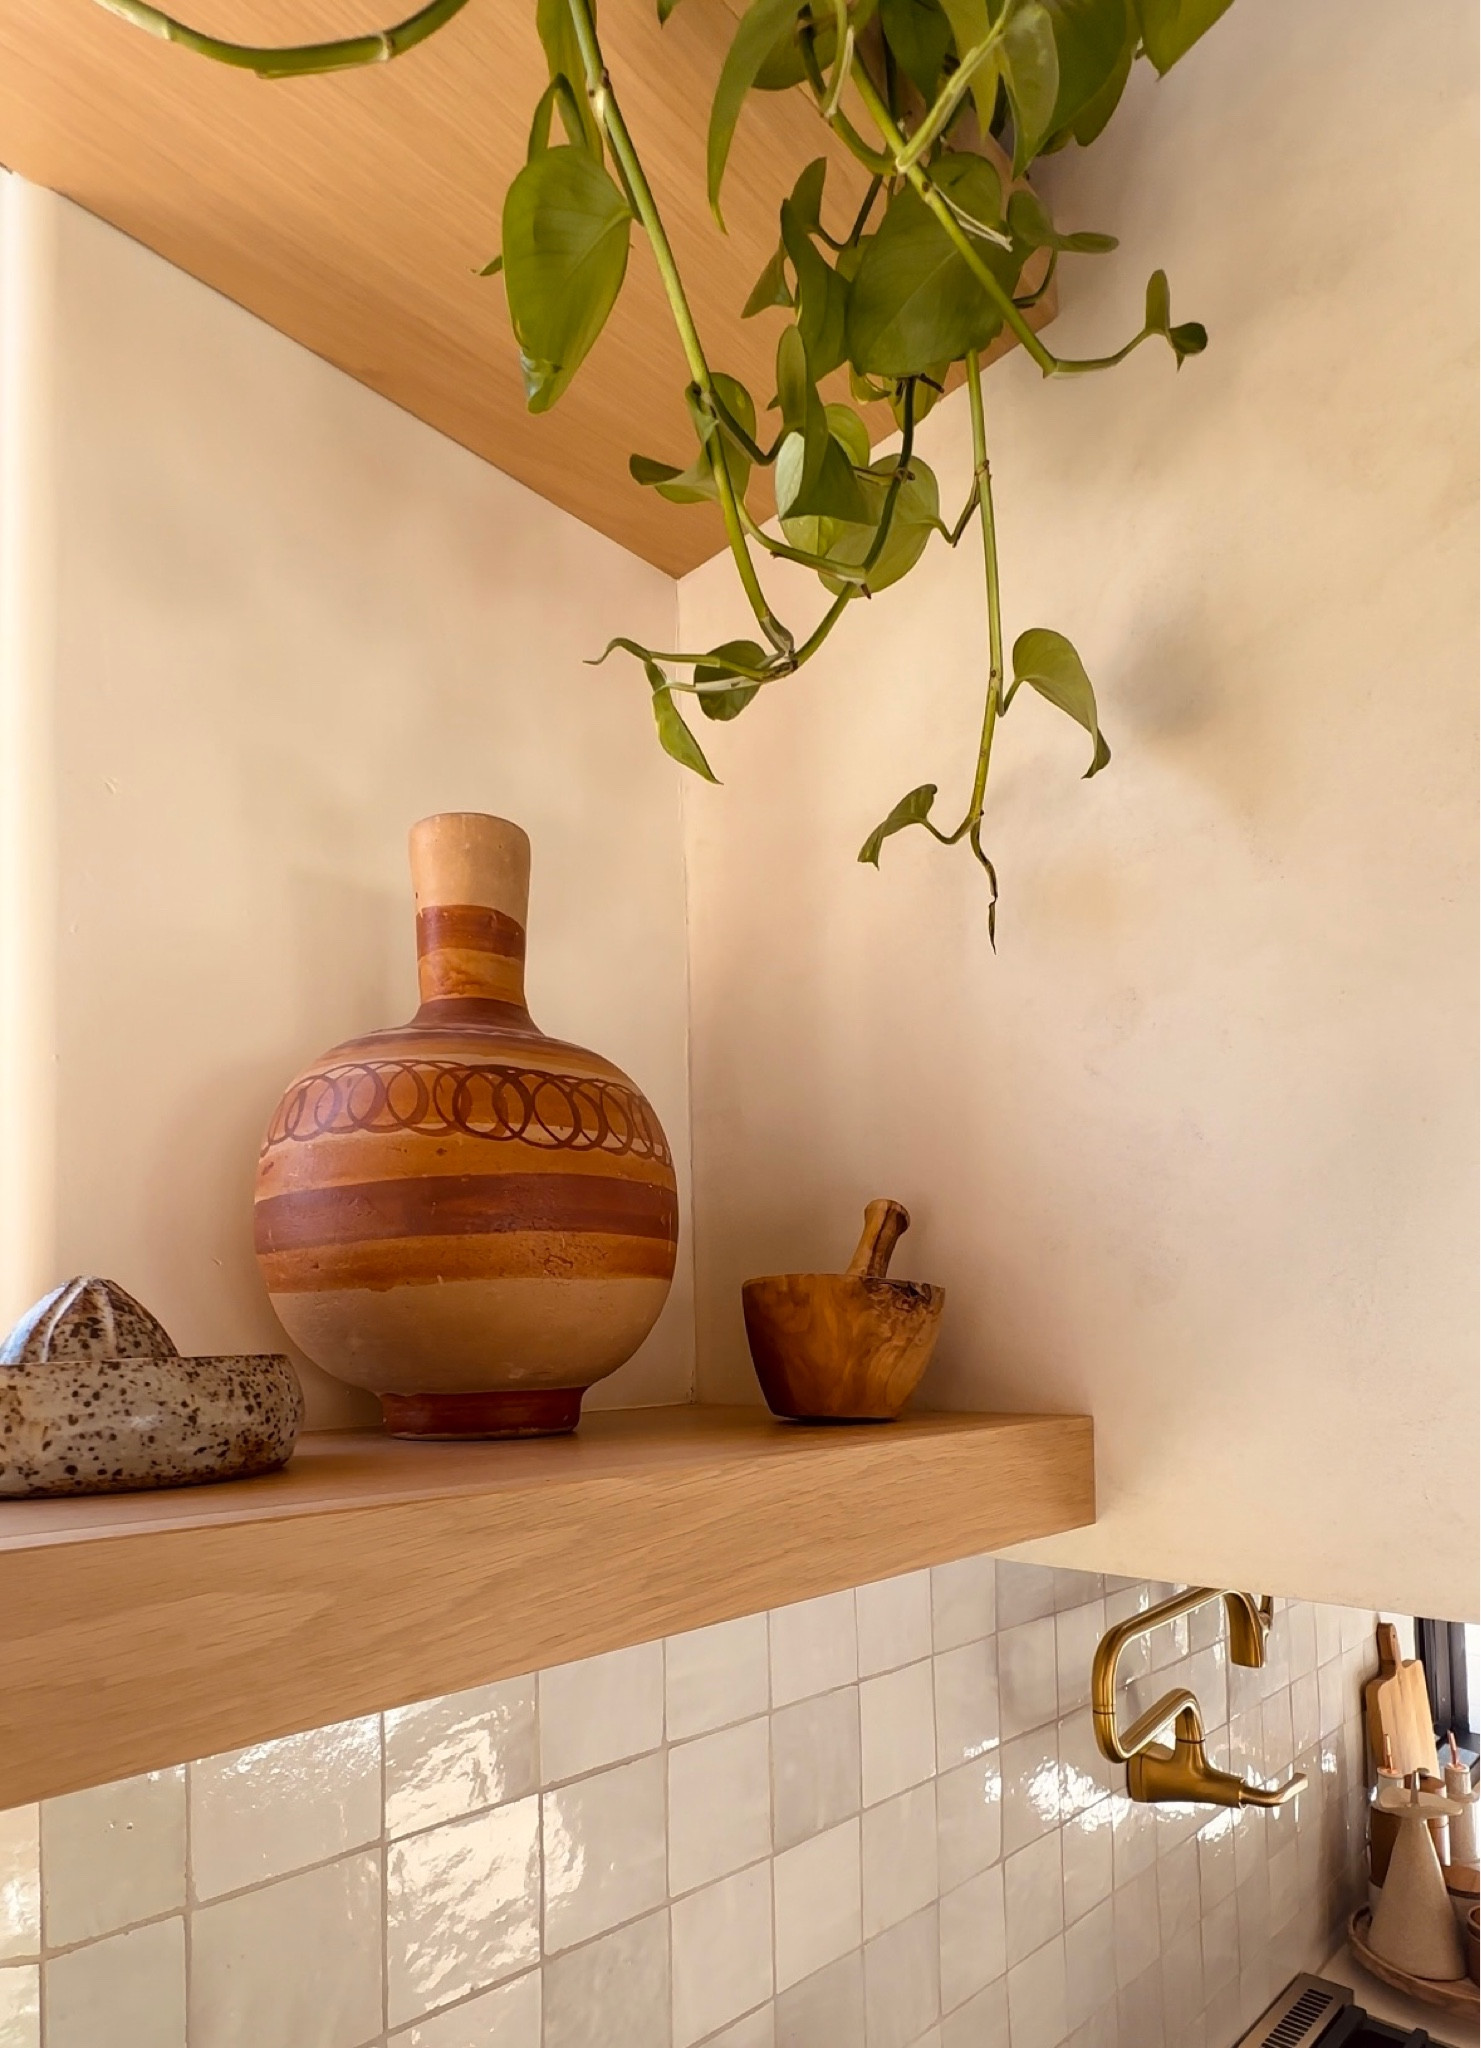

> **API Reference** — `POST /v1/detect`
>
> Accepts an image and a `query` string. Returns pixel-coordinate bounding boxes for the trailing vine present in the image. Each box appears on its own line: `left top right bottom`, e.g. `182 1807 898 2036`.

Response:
97 0 1231 939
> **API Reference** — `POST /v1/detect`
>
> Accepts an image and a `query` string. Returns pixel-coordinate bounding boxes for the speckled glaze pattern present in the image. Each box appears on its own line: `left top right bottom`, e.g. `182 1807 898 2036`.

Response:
0 1278 302 1499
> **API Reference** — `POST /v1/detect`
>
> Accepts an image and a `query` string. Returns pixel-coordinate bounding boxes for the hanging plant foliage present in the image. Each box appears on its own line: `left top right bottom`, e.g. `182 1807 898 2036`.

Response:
95 0 1235 941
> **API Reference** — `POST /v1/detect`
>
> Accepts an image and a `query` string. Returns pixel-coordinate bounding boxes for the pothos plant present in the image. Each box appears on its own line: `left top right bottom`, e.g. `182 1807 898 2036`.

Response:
101 0 1231 937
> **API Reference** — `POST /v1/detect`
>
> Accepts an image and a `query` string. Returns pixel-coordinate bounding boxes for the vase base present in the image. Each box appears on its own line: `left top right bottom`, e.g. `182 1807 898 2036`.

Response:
378 1387 584 1439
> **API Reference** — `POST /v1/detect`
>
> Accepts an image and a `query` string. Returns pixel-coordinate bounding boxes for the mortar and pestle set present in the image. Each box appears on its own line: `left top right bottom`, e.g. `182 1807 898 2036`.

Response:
742 1198 944 1421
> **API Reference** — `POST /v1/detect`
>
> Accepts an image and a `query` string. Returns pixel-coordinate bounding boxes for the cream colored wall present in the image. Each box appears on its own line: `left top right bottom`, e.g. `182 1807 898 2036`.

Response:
677 1 1479 1618
0 176 693 1423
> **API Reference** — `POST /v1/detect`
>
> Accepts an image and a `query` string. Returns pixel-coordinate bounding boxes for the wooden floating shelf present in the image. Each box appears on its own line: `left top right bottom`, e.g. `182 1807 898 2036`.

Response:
0 0 1054 573
0 1404 1092 1809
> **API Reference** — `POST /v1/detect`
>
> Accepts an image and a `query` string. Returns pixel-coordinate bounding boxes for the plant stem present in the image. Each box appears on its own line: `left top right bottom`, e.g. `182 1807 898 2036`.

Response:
564 0 794 654
963 348 1003 832
92 0 472 75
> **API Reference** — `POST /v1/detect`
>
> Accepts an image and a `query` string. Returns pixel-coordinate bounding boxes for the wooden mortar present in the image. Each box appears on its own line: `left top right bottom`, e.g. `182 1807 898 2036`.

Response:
741 1200 945 1422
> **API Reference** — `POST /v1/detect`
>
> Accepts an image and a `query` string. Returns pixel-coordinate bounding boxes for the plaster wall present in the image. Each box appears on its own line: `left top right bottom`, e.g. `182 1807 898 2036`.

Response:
676 0 1480 1617
0 173 693 1423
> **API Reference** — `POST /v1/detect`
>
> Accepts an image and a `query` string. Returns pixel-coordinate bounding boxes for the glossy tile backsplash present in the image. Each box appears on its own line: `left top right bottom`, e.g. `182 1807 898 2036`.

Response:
0 1564 1377 2048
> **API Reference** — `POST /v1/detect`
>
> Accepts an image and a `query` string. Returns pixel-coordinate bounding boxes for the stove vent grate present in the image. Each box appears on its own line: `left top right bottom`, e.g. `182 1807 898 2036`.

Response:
1237 1974 1352 2048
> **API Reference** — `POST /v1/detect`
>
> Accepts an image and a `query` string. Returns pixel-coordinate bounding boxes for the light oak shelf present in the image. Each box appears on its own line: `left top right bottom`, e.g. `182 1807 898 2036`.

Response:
0 0 1053 573
0 1403 1093 1809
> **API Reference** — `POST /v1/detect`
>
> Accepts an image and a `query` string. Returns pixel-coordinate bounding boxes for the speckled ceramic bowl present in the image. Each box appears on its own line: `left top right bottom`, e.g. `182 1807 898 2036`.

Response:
0 1277 302 1498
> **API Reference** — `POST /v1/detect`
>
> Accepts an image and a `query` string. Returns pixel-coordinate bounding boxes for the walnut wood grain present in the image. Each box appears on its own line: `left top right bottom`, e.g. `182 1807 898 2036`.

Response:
0 0 1055 572
0 1404 1093 1806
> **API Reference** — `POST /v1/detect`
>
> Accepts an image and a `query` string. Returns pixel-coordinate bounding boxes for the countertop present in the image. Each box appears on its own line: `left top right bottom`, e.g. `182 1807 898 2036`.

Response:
1321 1943 1479 2046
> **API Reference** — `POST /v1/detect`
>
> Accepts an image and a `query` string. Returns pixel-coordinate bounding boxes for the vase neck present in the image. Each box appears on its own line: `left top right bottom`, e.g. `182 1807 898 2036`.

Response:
414 902 532 1025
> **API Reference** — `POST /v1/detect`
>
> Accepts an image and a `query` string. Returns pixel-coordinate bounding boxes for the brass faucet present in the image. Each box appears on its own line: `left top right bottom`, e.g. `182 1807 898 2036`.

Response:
1091 1587 1307 1808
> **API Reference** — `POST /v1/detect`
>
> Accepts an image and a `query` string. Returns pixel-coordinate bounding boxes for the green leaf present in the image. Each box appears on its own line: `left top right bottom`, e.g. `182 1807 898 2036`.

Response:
503 147 632 413
1002 2 1060 172
1007 187 1116 254
708 0 809 225
1039 0 1130 138
775 322 811 434
845 178 1010 378
695 639 768 720
1011 627 1109 776
858 783 940 865
1144 268 1170 332
526 74 590 159
820 454 942 595
630 373 756 505
824 403 871 470
1069 29 1133 141
782 199 848 377
1141 268 1207 363
658 0 686 19
742 243 794 317
934 0 997 130
534 0 602 155
878 0 953 103
478 254 504 277
629 451 715 504
649 666 721 780
788 157 828 233
778 425 870 525
1132 0 1233 73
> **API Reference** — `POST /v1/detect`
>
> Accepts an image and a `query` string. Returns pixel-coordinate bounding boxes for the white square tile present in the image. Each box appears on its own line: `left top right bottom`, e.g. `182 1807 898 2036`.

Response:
1006 1935 1067 2048
385 1677 537 1837
190 1851 382 2048
0 1810 39 1962
934 1642 999 1771
1060 1800 1113 1927
935 1757 1001 1894
857 1572 933 1678
1156 1835 1200 1948
864 1903 939 2048
939 1864 1005 2014
42 1770 185 1945
1063 1897 1115 2032
391 1969 541 2047
998 1620 1058 1739
543 1754 667 1954
1004 1833 1062 1968
772 1687 861 1851
941 1979 1007 2048
775 1951 864 2048
861 1661 937 1806
770 1592 857 1707
1201 1893 1239 1994
540 1642 664 1784
704 2009 776 2048
1290 1672 1319 1755
191 1719 379 1901
1000 1727 1061 1857
1054 1570 1102 1613
666 1615 770 1741
542 1908 668 2048
1161 1927 1204 2044
772 1818 861 1992
45 1918 185 2048
1197 1809 1238 1912
0 1964 38 2048
1109 1792 1157 1889
995 1565 1058 1631
1117 1960 1165 2047
668 1718 771 1895
1286 1604 1318 1679
1053 1602 1105 1719
863 1782 938 1938
1113 1866 1160 1990
387 1794 540 2025
930 1557 995 1654
672 1862 773 2047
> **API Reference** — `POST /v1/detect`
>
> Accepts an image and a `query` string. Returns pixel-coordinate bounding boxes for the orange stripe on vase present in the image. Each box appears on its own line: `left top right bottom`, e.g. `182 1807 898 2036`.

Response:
259 1230 679 1290
253 1170 679 1253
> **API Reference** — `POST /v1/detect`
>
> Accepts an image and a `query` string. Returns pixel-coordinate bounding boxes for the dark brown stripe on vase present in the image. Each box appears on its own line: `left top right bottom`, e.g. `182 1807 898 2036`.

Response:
254 1169 679 1254
416 904 525 960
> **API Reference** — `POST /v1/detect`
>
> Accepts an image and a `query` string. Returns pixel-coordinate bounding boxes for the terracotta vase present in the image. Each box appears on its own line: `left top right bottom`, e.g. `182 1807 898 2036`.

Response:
253 814 678 1437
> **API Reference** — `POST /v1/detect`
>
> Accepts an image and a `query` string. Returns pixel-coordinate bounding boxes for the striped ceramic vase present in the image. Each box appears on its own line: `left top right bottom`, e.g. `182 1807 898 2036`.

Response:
253 813 678 1437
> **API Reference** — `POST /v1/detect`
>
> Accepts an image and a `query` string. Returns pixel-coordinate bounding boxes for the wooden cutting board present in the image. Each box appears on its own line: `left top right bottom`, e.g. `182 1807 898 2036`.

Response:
1365 1623 1442 1779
